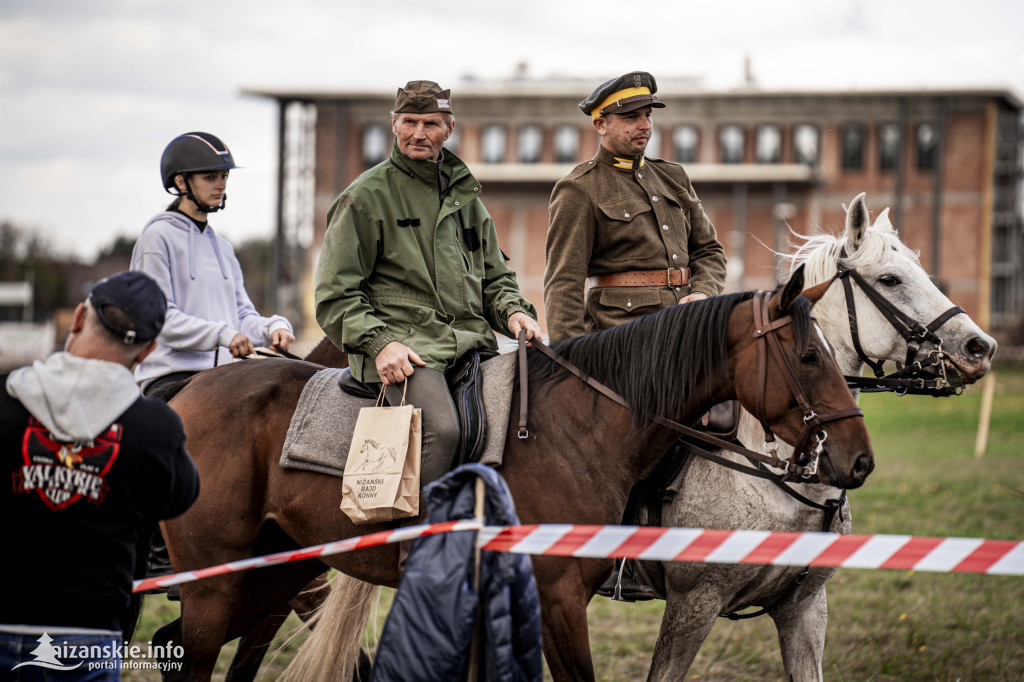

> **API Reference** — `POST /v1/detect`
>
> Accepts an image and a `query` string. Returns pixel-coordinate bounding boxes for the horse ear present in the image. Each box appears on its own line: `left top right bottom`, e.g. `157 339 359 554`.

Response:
845 192 869 251
873 206 894 233
779 264 806 312
801 279 831 305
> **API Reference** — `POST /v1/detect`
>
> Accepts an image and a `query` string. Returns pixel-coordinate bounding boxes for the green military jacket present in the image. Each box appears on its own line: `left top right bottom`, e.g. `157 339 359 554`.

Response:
543 145 727 340
315 143 537 383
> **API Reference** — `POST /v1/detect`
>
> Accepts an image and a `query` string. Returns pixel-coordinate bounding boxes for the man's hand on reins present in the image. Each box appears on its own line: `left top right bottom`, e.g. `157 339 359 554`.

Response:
508 312 542 344
375 341 426 386
678 292 710 305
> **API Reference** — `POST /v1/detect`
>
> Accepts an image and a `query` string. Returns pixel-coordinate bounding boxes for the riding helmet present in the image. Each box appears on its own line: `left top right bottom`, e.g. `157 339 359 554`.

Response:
160 132 240 190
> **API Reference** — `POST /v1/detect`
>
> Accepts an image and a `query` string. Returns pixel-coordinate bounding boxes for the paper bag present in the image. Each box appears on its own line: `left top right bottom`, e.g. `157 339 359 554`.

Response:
341 391 422 524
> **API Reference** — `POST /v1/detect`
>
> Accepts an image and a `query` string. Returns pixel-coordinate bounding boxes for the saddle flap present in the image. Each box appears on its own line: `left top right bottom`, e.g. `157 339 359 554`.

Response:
446 349 498 467
337 368 381 401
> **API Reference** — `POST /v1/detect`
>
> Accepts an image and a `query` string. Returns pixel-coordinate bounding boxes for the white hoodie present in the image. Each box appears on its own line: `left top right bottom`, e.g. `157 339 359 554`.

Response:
131 211 292 389
6 352 140 444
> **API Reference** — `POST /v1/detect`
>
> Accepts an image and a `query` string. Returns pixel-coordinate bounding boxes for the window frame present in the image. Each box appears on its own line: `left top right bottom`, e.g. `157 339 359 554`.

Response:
719 124 745 164
840 123 866 171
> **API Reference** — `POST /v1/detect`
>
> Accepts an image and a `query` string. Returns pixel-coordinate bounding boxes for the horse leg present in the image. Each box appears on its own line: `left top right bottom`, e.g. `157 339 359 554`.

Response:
224 604 290 682
175 575 249 681
646 587 721 682
151 617 183 681
532 557 603 681
771 587 828 682
225 573 331 682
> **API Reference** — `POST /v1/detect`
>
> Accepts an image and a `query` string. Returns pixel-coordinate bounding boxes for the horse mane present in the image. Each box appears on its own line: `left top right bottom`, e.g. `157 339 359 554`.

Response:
778 218 921 287
146 377 193 403
529 290 812 426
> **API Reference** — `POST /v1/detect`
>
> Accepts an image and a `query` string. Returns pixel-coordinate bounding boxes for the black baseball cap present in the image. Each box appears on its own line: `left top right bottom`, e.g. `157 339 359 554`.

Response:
88 271 168 344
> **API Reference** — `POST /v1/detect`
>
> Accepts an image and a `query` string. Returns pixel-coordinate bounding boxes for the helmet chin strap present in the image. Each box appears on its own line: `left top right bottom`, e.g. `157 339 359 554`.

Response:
180 175 227 213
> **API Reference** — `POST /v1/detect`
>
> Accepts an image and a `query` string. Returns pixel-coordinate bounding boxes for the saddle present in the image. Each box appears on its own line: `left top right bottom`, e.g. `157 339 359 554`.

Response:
337 349 498 468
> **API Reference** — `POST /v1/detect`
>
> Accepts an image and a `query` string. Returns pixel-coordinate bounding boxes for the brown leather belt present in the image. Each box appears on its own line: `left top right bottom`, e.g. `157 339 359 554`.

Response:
586 267 691 289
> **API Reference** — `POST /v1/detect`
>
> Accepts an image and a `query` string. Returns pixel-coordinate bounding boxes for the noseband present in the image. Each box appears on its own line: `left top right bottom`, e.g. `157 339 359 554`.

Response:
750 291 864 478
835 250 965 396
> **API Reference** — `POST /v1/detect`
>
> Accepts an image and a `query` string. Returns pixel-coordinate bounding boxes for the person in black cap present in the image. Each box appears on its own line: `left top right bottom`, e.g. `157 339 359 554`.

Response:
543 71 727 341
543 72 728 602
316 80 540 495
0 271 199 675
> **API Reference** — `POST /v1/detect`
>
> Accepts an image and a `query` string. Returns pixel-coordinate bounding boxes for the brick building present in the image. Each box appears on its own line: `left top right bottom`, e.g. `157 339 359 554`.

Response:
247 79 1023 338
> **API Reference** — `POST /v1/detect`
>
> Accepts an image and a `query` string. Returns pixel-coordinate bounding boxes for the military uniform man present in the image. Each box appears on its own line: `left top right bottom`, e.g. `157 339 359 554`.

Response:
543 71 727 341
544 72 728 601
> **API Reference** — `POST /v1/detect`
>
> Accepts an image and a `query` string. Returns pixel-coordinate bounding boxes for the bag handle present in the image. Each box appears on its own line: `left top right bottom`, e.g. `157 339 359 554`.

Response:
378 379 409 407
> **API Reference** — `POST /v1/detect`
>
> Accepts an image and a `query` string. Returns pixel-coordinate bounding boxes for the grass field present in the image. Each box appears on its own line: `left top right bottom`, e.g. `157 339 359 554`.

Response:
129 363 1024 681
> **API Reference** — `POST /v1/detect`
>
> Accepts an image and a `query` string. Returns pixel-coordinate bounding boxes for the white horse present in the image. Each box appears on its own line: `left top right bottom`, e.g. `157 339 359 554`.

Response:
645 193 996 681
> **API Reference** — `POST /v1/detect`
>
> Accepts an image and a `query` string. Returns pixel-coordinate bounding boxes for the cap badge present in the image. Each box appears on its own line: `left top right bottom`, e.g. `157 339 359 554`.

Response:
633 74 642 87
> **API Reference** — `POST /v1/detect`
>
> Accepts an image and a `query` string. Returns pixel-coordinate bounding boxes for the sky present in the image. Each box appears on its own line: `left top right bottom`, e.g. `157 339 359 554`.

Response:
1 0 1022 262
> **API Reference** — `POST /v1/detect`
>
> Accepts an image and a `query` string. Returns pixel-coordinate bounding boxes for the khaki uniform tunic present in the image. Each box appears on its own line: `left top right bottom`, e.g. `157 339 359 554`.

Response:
543 146 727 340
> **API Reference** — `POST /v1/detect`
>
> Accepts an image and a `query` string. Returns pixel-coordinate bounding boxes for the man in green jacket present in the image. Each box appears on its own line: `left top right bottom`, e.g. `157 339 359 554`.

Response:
315 80 541 487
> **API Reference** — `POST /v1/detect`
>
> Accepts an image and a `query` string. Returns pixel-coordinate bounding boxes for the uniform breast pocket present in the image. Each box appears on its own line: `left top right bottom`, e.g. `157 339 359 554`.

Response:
596 198 654 262
663 192 699 234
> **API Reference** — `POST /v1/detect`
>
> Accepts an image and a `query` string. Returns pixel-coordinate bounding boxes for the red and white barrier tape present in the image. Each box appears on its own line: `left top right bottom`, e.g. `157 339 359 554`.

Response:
134 523 1023 593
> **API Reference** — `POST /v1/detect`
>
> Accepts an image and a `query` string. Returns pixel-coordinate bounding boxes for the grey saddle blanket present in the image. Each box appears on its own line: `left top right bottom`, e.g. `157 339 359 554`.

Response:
280 351 517 476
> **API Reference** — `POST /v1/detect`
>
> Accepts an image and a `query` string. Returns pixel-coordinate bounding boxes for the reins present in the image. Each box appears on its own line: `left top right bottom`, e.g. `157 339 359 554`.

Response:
517 291 862 481
834 250 965 397
751 291 863 478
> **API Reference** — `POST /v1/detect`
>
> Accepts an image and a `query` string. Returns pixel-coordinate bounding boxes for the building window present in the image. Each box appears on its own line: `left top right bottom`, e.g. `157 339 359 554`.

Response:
647 127 662 158
481 125 507 163
517 125 542 163
554 125 579 163
841 124 865 171
362 125 389 167
917 123 939 170
878 123 900 171
793 124 819 166
673 125 699 164
756 125 782 164
443 126 460 154
719 125 745 164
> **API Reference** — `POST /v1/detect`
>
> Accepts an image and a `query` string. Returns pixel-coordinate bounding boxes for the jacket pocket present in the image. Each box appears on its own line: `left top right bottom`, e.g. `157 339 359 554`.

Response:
597 198 653 223
595 199 656 263
598 288 662 313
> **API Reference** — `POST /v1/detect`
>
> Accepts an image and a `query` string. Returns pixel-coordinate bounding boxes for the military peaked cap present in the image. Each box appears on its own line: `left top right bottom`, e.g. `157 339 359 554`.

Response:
394 80 453 115
579 71 665 119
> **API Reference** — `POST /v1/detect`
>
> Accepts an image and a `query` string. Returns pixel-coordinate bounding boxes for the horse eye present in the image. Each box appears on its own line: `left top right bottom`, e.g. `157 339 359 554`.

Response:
800 350 819 365
878 274 901 287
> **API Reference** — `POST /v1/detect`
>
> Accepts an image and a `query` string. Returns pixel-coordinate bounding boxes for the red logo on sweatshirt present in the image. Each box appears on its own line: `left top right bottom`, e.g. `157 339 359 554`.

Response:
12 417 121 511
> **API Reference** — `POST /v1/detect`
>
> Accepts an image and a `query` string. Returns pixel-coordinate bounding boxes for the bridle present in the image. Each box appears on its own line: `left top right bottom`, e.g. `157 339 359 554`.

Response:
834 249 965 396
749 291 863 479
518 291 863 481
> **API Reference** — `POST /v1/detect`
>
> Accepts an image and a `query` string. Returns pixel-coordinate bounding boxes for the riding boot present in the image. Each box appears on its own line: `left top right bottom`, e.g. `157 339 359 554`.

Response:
596 558 658 602
144 523 180 601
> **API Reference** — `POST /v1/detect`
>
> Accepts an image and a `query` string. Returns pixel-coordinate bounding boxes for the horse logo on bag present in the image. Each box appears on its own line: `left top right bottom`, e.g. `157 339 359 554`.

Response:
353 439 396 473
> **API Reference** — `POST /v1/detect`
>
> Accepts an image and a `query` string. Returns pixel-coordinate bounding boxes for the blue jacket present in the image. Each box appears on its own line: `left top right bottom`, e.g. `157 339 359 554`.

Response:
372 464 543 682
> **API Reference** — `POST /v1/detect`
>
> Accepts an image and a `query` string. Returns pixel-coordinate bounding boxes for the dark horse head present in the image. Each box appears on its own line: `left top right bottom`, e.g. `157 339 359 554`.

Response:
534 267 874 489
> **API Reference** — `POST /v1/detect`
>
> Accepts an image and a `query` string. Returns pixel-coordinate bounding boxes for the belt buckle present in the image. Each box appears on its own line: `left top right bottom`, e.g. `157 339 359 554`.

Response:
666 268 677 287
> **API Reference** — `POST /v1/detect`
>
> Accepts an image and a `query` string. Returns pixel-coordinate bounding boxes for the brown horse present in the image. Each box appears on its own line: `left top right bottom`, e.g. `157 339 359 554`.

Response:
155 269 874 681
